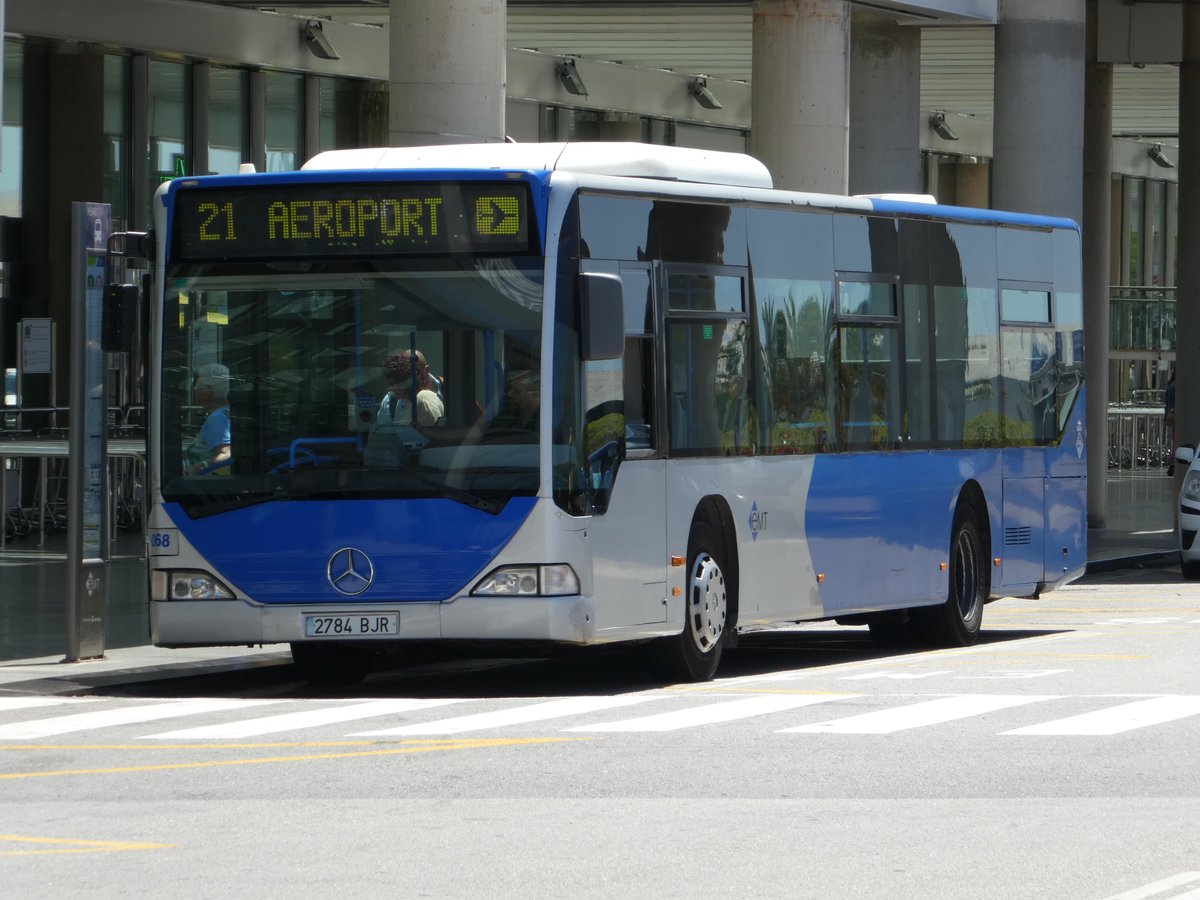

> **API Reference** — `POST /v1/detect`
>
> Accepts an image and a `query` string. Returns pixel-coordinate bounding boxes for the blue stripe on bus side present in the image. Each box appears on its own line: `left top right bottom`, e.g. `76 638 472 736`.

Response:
864 198 1079 232
164 496 538 604
804 450 1002 613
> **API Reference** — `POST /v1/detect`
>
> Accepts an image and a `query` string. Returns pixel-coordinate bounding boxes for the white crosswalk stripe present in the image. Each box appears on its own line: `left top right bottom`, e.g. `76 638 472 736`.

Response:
1100 871 1200 900
1 693 1199 741
1002 696 1200 736
353 695 659 736
0 697 92 713
147 698 466 739
0 699 281 740
566 693 858 732
780 694 1059 734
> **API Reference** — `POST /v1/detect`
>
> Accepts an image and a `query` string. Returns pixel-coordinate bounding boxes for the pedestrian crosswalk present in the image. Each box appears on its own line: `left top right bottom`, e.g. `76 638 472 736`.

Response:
781 694 1055 735
0 692 1198 742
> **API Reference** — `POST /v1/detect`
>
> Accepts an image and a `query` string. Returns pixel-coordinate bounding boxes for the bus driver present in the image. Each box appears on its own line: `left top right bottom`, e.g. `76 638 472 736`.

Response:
364 349 444 467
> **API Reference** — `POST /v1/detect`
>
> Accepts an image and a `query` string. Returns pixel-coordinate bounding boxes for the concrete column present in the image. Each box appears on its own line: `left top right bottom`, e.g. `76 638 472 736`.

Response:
191 62 210 178
1177 7 1200 461
750 0 850 193
1083 0 1112 528
992 0 1086 223
388 0 506 146
25 44 107 418
849 18 921 196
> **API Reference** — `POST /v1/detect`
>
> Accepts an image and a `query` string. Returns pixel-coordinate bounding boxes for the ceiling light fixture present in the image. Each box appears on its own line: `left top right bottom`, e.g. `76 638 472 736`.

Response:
556 57 588 96
929 111 959 141
301 20 339 61
688 77 723 110
1148 143 1175 169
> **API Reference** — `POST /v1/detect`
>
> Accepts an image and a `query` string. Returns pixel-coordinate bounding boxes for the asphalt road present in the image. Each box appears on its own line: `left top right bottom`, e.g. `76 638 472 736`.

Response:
1 562 1198 900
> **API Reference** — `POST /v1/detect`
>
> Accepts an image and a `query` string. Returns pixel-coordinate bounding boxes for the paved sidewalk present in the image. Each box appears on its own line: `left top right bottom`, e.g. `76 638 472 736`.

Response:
1086 469 1177 570
0 645 293 695
0 470 1181 692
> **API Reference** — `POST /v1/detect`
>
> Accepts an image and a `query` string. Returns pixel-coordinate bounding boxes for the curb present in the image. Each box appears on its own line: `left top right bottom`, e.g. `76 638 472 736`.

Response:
1085 551 1176 575
0 650 293 695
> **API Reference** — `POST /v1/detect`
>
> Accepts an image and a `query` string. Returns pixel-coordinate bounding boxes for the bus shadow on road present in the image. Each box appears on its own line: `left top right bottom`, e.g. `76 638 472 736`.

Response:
713 626 1073 680
100 627 1073 700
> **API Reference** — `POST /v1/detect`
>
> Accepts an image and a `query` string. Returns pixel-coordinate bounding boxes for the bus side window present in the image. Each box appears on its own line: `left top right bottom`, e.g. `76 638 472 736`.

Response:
621 265 654 452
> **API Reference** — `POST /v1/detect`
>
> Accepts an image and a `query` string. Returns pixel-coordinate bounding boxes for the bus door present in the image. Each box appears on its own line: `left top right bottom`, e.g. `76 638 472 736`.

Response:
584 263 668 629
661 266 751 592
998 284 1056 589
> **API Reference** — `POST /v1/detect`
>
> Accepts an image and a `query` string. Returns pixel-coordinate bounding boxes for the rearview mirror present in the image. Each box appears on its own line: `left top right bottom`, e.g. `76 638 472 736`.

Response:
579 272 624 361
102 283 139 354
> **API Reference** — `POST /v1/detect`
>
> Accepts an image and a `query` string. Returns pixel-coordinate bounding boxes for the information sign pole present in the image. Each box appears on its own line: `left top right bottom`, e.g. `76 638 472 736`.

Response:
66 202 110 661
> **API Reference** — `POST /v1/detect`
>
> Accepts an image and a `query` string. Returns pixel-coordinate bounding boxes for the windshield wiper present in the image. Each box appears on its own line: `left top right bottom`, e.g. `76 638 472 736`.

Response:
389 468 503 514
180 488 288 519
179 471 505 517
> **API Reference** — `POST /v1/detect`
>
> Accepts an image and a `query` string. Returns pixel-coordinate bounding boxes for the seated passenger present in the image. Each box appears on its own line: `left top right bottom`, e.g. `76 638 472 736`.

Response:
364 349 444 466
490 370 540 434
184 363 231 475
377 349 444 427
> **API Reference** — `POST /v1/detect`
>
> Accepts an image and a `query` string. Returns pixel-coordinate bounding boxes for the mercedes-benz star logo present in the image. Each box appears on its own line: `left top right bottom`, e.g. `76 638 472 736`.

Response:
327 547 374 596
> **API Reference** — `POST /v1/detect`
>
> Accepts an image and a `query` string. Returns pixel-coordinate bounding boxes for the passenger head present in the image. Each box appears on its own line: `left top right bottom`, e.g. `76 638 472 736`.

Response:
507 369 539 412
384 349 429 389
194 363 230 402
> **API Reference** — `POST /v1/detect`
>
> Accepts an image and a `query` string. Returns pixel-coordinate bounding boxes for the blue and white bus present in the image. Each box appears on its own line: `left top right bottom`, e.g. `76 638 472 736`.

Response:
141 142 1086 684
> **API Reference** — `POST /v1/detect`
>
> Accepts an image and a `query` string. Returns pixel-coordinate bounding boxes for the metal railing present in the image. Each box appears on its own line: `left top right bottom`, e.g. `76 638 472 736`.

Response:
1110 285 1176 353
1107 403 1170 470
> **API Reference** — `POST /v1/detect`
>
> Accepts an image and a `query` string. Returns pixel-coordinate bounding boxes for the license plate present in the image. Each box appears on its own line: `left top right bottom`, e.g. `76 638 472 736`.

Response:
303 612 399 638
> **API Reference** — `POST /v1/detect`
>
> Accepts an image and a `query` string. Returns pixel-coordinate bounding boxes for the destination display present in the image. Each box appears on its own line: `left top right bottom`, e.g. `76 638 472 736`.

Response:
172 181 534 261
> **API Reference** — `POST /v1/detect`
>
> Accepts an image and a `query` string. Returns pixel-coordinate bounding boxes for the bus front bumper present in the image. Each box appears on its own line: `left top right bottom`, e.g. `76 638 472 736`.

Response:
150 594 598 647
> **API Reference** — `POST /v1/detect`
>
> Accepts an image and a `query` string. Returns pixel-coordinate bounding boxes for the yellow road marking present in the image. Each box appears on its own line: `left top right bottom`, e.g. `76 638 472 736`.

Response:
0 736 577 781
1 741 376 751
0 834 173 856
991 608 1200 614
670 687 851 695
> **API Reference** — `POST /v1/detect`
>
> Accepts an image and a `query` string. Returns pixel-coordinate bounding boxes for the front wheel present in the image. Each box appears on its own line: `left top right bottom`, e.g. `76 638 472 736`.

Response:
1182 556 1200 581
916 506 986 646
657 517 731 682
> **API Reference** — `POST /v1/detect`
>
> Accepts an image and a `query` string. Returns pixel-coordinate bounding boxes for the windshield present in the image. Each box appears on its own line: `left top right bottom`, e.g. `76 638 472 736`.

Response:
160 257 544 517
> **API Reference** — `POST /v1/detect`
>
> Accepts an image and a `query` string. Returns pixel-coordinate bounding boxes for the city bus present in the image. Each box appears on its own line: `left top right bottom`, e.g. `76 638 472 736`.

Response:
135 142 1086 685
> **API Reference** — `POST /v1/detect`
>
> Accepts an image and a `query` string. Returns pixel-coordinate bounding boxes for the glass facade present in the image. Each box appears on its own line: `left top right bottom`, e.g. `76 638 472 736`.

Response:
264 71 303 172
1 41 23 219
103 54 129 225
147 58 189 222
209 67 248 176
1111 173 1177 404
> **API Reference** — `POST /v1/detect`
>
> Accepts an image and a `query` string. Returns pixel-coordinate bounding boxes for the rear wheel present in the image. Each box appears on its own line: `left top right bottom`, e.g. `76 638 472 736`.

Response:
658 517 730 682
290 642 374 687
917 506 986 646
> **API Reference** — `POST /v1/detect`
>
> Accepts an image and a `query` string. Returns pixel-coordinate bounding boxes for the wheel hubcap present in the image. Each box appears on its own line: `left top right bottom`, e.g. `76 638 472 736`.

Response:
688 551 727 654
953 529 981 622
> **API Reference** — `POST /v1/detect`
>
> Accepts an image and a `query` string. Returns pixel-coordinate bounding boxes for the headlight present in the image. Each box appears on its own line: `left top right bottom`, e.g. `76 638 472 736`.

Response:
165 570 235 600
1184 472 1200 505
472 564 580 597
